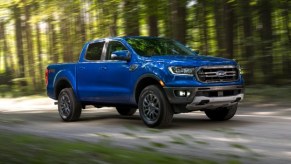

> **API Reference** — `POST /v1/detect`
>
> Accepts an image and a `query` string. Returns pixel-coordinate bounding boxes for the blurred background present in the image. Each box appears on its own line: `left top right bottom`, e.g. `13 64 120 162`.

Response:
0 0 290 97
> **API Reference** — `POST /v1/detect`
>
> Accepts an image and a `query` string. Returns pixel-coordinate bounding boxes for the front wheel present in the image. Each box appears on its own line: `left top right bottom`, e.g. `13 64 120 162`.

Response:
58 88 82 121
138 85 173 128
204 104 238 121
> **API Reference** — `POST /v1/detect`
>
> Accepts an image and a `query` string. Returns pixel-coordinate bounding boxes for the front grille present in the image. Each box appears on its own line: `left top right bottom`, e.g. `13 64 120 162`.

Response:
195 66 239 83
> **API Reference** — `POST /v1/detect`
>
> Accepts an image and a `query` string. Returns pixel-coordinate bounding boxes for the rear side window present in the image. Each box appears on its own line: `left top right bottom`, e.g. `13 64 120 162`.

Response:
85 42 104 60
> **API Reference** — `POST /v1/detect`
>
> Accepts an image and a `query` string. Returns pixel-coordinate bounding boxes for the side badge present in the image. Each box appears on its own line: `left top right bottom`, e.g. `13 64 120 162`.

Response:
129 64 138 71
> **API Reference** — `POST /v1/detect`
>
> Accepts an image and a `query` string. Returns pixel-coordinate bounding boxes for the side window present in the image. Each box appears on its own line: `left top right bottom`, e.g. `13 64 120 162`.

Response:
85 42 104 61
106 41 127 60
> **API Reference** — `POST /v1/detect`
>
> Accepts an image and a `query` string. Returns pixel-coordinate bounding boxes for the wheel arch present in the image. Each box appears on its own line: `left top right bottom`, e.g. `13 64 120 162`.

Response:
134 74 163 104
54 78 74 99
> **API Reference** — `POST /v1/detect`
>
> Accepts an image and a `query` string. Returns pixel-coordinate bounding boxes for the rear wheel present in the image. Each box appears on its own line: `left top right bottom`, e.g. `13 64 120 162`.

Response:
116 107 137 116
138 85 173 128
205 104 238 121
58 88 82 121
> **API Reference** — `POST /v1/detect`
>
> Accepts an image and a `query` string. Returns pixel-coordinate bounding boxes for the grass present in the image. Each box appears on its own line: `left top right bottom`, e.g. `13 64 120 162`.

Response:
229 143 250 151
0 84 47 98
122 132 137 137
244 85 291 104
150 142 168 148
170 136 187 145
0 132 218 164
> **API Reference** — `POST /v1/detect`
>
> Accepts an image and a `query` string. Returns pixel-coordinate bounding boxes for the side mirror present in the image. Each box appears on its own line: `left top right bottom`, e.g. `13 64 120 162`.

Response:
111 50 130 61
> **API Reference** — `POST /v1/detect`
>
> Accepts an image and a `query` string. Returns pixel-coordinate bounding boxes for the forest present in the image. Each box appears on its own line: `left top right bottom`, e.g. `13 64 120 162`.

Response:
0 0 290 96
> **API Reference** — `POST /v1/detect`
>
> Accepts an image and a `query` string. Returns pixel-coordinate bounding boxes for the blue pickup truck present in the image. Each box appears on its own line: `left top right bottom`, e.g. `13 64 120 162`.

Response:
46 36 244 127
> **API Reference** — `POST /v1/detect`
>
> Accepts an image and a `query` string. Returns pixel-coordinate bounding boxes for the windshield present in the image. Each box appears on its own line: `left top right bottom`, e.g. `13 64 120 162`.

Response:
125 37 195 57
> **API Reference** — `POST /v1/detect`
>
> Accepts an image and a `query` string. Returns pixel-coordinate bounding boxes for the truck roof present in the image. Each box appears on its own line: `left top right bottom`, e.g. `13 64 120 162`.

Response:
88 36 164 44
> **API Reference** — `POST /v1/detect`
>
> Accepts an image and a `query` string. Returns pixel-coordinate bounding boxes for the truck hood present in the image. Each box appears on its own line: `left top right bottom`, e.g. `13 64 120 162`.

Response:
143 55 237 67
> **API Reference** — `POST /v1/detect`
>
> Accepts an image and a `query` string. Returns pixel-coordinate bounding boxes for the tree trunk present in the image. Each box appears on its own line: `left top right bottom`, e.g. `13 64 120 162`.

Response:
35 22 44 87
123 0 140 36
75 5 83 61
171 0 187 44
259 0 273 83
282 0 291 79
110 11 118 36
0 22 4 71
79 2 86 43
12 4 26 86
24 3 37 90
88 1 95 39
48 18 58 63
61 17 71 62
146 0 158 36
198 0 209 54
0 22 9 73
239 0 254 84
223 0 235 59
214 0 225 54
163 1 172 37
283 0 291 45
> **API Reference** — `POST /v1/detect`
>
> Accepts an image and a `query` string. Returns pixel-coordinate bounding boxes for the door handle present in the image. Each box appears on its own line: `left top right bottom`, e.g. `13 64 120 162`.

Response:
80 66 85 70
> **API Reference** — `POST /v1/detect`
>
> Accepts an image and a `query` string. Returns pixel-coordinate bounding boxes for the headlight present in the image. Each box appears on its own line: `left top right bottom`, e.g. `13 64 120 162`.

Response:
237 65 244 75
168 66 195 75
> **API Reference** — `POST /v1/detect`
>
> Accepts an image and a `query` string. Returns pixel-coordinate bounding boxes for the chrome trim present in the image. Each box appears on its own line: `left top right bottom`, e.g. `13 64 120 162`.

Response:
196 85 244 91
168 66 195 76
186 93 244 110
195 65 239 83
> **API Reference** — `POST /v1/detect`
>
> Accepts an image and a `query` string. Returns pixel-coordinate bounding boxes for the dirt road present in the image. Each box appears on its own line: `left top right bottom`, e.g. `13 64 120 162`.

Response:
0 97 290 163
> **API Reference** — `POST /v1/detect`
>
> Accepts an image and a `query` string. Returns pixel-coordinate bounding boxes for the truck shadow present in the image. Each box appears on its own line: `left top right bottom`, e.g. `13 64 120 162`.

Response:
1 110 257 130
171 118 254 130
79 112 256 130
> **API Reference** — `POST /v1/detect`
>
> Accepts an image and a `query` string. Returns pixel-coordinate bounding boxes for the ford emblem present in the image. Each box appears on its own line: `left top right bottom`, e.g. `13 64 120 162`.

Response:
216 71 226 77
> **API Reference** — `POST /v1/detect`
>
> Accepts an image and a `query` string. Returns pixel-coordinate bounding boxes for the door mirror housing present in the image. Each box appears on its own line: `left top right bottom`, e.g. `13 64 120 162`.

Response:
111 50 130 61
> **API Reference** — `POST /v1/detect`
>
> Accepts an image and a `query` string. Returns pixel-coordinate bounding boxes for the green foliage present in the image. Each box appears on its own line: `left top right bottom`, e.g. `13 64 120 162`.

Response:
0 0 290 96
244 85 291 104
0 132 217 164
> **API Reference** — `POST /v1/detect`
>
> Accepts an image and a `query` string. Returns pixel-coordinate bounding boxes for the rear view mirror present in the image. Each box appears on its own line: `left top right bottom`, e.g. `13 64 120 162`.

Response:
111 50 130 61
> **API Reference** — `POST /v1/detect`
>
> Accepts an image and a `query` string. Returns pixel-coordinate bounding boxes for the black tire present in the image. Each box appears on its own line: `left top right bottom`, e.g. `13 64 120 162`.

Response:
58 88 82 121
205 104 238 121
116 107 137 116
138 85 173 128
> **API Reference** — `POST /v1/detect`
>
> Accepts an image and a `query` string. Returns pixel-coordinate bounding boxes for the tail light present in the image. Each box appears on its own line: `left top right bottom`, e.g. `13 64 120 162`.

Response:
45 68 49 86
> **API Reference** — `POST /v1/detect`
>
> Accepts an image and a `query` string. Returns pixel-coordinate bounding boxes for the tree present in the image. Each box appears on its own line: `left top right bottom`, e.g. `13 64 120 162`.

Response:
35 22 44 87
171 0 187 44
144 0 158 36
239 0 254 84
259 0 273 83
24 1 37 90
1 0 291 96
47 17 58 63
213 0 225 54
0 21 10 74
281 0 291 79
12 4 26 86
223 0 235 59
197 0 209 54
123 0 140 36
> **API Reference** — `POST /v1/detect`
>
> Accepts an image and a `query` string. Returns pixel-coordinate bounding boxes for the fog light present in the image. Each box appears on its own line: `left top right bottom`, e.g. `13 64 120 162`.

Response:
178 91 186 97
186 91 191 97
174 90 191 97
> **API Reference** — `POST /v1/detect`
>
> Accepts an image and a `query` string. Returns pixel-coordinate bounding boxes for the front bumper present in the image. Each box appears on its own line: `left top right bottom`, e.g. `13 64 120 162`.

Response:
164 85 244 111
